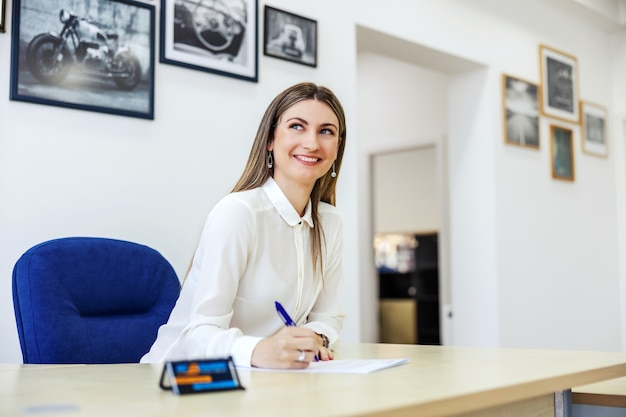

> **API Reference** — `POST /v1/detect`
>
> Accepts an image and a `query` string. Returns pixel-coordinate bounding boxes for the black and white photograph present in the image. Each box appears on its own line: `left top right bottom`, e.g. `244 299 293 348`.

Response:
1 0 7 33
539 44 579 123
580 100 608 158
160 0 258 82
550 125 575 181
263 6 316 68
502 74 539 148
10 0 155 119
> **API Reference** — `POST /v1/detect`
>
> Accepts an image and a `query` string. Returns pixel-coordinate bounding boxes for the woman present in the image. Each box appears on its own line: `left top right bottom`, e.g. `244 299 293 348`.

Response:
141 82 346 369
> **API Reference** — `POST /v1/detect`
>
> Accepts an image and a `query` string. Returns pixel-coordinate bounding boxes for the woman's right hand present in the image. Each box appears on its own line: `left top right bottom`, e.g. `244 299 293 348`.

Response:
250 327 320 369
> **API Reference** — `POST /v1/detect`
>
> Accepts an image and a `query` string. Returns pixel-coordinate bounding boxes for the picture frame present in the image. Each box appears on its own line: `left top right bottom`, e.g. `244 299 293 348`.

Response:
580 100 608 158
263 6 317 68
539 44 580 123
1 0 7 33
550 124 575 181
160 0 258 82
502 74 540 149
10 0 155 120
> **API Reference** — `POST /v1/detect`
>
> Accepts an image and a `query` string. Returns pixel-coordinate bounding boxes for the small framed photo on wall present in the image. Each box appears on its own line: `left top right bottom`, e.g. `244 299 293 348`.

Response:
550 124 575 181
580 101 608 158
502 74 540 149
263 6 317 67
539 45 580 123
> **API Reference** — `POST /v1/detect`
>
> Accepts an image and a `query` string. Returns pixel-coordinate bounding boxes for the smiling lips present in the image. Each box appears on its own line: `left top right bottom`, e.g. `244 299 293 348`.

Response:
295 155 321 163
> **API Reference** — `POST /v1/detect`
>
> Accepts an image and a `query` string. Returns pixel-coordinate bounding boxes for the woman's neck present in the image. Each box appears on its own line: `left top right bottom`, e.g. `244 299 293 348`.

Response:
272 176 314 216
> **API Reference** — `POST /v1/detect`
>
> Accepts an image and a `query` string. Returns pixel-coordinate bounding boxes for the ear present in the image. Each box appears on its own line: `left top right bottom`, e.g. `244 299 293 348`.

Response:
267 140 274 152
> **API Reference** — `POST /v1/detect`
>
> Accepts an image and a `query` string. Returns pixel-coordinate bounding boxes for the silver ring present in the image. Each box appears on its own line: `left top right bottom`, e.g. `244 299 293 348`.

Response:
298 350 306 361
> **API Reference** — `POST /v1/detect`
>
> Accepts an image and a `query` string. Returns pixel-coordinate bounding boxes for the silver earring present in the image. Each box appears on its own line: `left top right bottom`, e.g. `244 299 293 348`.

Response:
331 163 337 178
267 152 273 169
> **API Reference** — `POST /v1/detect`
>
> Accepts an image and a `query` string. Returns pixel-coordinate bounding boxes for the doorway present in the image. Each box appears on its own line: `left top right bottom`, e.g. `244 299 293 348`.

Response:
356 25 483 345
371 147 441 344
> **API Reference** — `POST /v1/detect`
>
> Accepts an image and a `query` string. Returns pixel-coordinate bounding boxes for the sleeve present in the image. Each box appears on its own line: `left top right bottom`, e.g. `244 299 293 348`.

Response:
169 195 262 366
303 212 345 349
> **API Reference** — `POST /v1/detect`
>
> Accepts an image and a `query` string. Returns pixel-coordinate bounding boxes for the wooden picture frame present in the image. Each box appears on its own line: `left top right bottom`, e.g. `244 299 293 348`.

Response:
263 6 317 68
550 124 575 181
502 74 540 149
159 0 258 83
10 0 155 119
580 100 608 158
539 45 580 123
0 0 7 33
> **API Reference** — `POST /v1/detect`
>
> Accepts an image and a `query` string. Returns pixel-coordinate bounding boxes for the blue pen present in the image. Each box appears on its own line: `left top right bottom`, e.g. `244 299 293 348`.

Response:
275 301 297 327
274 301 319 361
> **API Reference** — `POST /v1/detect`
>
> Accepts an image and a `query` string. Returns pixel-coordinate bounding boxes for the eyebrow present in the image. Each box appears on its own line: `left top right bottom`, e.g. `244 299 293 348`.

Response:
285 117 338 130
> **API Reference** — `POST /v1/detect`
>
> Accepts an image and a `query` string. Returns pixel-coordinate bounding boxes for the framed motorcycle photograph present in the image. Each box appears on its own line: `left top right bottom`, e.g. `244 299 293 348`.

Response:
159 0 258 83
9 0 156 120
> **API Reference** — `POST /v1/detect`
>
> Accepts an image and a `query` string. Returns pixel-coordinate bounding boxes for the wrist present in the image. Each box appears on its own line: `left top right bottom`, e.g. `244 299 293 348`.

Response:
316 332 330 348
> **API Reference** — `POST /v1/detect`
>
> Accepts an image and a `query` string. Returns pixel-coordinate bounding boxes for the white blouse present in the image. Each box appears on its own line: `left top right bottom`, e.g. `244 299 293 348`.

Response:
141 177 344 366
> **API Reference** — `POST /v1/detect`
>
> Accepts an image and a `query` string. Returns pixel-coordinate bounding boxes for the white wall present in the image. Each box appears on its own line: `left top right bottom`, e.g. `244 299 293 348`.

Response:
372 147 439 234
610 19 626 350
1 0 625 362
354 0 623 350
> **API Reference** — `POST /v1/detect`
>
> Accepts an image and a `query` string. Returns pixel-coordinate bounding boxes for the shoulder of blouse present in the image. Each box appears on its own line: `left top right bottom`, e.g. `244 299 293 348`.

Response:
210 188 268 215
317 201 342 218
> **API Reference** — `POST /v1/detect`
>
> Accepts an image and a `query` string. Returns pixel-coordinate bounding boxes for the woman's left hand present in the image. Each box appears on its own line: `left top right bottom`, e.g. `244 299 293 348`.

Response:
316 345 334 361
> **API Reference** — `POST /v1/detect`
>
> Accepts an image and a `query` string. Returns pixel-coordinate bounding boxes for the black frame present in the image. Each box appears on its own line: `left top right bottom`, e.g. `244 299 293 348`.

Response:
263 6 317 68
160 0 258 83
9 0 155 120
0 0 7 33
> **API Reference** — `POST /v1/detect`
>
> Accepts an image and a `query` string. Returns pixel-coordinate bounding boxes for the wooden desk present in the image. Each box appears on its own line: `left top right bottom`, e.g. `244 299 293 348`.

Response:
2 343 626 417
573 377 626 408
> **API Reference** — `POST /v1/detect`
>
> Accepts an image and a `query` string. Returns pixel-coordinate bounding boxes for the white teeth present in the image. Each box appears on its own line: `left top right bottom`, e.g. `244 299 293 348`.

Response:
297 156 319 162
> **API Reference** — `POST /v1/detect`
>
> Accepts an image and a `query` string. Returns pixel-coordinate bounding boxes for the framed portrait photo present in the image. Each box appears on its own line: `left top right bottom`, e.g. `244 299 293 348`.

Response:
160 0 258 82
502 74 539 149
580 100 608 158
539 44 580 123
263 6 317 67
550 124 575 182
9 0 155 119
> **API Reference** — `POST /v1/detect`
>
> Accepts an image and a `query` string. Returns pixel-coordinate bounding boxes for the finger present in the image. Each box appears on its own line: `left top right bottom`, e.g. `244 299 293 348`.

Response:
317 347 333 361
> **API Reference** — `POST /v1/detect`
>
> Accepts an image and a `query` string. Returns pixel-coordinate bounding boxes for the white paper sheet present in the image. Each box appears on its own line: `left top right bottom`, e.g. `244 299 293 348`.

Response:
241 358 409 374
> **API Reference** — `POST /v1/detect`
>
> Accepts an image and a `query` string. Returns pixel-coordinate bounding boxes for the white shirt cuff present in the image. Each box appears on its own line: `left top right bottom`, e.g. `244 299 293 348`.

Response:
231 335 264 367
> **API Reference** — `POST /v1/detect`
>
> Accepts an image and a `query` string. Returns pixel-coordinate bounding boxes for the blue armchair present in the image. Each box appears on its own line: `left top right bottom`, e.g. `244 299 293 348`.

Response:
12 237 181 364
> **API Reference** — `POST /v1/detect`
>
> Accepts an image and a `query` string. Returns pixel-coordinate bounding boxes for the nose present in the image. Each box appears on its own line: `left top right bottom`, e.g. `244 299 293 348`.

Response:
302 131 320 151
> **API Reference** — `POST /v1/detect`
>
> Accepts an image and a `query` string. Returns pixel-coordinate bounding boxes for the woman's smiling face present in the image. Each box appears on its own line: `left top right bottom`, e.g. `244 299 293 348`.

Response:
268 99 340 191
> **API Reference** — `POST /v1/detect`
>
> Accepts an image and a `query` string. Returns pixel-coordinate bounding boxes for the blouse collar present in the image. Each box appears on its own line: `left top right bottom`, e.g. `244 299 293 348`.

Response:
262 177 314 228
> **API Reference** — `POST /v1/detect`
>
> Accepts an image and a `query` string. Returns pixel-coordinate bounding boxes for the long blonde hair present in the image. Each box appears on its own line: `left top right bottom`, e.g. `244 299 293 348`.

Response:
232 82 347 273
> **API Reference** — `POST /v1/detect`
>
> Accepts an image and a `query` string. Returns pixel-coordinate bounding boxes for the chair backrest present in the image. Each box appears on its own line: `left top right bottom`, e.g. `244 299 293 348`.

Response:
12 237 181 364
